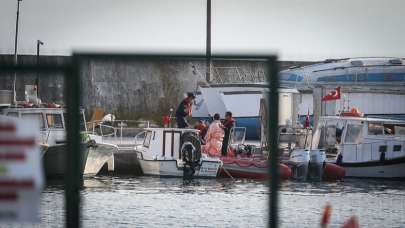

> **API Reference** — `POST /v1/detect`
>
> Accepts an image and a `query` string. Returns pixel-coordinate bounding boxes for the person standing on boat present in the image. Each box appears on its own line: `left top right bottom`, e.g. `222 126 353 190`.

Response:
202 113 224 157
221 111 235 156
175 92 195 128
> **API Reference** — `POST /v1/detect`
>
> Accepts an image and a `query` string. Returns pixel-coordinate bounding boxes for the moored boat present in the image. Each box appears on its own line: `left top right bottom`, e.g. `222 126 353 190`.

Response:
312 110 405 178
1 106 114 179
135 128 222 178
86 119 149 175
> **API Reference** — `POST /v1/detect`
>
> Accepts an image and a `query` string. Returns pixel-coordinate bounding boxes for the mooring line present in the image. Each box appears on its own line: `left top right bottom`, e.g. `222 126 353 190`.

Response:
221 166 234 180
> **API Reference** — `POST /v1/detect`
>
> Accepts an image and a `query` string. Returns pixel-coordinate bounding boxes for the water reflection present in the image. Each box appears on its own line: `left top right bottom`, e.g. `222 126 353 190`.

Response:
14 177 405 228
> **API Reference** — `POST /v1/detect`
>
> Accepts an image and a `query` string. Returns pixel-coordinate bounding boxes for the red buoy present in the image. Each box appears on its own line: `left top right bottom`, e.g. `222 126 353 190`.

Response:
279 163 292 180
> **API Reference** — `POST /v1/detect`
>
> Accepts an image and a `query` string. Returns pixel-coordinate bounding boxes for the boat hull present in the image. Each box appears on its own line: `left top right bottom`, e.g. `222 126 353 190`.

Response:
219 158 292 180
84 143 116 176
112 148 143 175
219 163 267 179
136 152 221 178
341 159 405 178
41 143 89 179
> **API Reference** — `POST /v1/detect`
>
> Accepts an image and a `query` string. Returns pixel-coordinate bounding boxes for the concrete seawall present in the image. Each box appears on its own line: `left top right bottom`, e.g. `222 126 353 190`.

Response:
0 54 312 123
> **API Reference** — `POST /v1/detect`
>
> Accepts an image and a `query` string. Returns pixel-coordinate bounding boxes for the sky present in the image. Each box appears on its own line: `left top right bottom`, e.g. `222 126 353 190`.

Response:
1 0 404 61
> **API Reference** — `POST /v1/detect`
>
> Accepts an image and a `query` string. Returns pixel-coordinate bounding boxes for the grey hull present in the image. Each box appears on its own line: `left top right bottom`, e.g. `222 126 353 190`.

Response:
42 143 89 179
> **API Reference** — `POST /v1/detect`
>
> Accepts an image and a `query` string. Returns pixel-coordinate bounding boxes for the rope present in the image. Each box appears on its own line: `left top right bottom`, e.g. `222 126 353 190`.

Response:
221 166 234 180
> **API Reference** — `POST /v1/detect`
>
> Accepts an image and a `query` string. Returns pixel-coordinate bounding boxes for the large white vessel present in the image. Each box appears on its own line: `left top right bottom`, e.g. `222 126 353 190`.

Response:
280 57 405 120
135 128 222 178
192 84 300 140
312 113 405 178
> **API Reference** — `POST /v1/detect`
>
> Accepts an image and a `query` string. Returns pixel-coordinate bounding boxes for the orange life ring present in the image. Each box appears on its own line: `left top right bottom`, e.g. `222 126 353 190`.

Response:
341 107 363 117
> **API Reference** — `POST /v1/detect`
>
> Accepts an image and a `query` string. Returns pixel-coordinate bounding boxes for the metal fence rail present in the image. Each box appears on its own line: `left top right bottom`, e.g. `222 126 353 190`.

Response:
0 54 280 228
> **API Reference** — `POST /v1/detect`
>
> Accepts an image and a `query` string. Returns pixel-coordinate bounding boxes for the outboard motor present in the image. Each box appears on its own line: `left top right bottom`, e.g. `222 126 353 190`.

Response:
180 132 202 180
308 149 326 181
289 149 310 181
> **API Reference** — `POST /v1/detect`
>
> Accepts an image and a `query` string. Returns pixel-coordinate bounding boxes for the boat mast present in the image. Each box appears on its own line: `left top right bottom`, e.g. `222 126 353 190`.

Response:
13 0 23 105
206 0 211 83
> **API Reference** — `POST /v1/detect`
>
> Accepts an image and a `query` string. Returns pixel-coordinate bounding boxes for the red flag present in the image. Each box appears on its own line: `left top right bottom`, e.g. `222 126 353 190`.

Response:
322 87 341 101
304 109 310 128
162 115 170 127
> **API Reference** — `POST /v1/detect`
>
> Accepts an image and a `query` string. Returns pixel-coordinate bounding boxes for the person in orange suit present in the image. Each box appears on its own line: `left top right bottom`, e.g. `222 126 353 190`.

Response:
202 113 224 157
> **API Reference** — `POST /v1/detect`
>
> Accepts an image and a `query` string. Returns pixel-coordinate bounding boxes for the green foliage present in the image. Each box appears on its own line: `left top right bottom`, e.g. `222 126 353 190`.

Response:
80 132 90 142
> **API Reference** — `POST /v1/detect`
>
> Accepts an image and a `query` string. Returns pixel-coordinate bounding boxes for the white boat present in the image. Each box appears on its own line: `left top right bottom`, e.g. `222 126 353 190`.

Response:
312 112 405 178
1 106 115 178
135 128 222 178
86 119 150 175
192 83 300 140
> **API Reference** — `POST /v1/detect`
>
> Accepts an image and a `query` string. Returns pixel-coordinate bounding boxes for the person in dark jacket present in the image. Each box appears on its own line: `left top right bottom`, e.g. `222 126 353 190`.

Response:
175 92 195 128
194 120 208 143
221 111 235 156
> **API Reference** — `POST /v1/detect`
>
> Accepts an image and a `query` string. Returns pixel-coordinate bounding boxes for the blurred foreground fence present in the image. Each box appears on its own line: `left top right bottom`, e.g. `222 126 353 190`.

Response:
0 53 279 228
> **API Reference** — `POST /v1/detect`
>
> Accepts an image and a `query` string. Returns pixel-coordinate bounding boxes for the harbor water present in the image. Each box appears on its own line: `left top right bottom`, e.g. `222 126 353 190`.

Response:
7 177 405 228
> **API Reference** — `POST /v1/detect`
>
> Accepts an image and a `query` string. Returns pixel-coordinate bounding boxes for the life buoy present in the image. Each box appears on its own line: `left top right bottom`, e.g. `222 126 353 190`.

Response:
341 107 363 117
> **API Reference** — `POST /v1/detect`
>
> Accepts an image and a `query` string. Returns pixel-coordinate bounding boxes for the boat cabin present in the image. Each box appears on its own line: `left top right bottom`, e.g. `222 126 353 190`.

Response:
1 107 87 145
137 128 200 160
312 116 405 163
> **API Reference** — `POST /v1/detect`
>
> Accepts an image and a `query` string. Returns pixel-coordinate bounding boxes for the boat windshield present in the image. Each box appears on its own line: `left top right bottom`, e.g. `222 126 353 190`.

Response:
344 124 363 144
46 114 64 129
143 131 152 148
21 113 45 129
63 112 87 131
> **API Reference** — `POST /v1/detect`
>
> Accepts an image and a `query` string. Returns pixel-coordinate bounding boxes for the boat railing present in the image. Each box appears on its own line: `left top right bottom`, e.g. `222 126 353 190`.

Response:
86 120 150 147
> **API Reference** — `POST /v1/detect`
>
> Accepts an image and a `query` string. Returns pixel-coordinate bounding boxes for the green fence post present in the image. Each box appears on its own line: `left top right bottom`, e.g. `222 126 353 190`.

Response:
65 56 82 228
267 57 279 228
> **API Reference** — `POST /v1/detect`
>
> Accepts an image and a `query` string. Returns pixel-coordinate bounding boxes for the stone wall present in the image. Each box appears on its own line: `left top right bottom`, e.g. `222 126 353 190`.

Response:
0 54 313 123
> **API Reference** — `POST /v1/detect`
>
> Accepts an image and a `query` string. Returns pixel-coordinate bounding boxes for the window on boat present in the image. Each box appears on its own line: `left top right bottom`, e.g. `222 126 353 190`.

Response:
6 112 18 117
63 113 87 131
394 125 405 135
336 120 345 144
393 145 402 152
46 114 64 129
325 124 336 147
143 131 152 148
368 123 384 135
345 124 363 144
21 113 45 129
381 123 405 136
